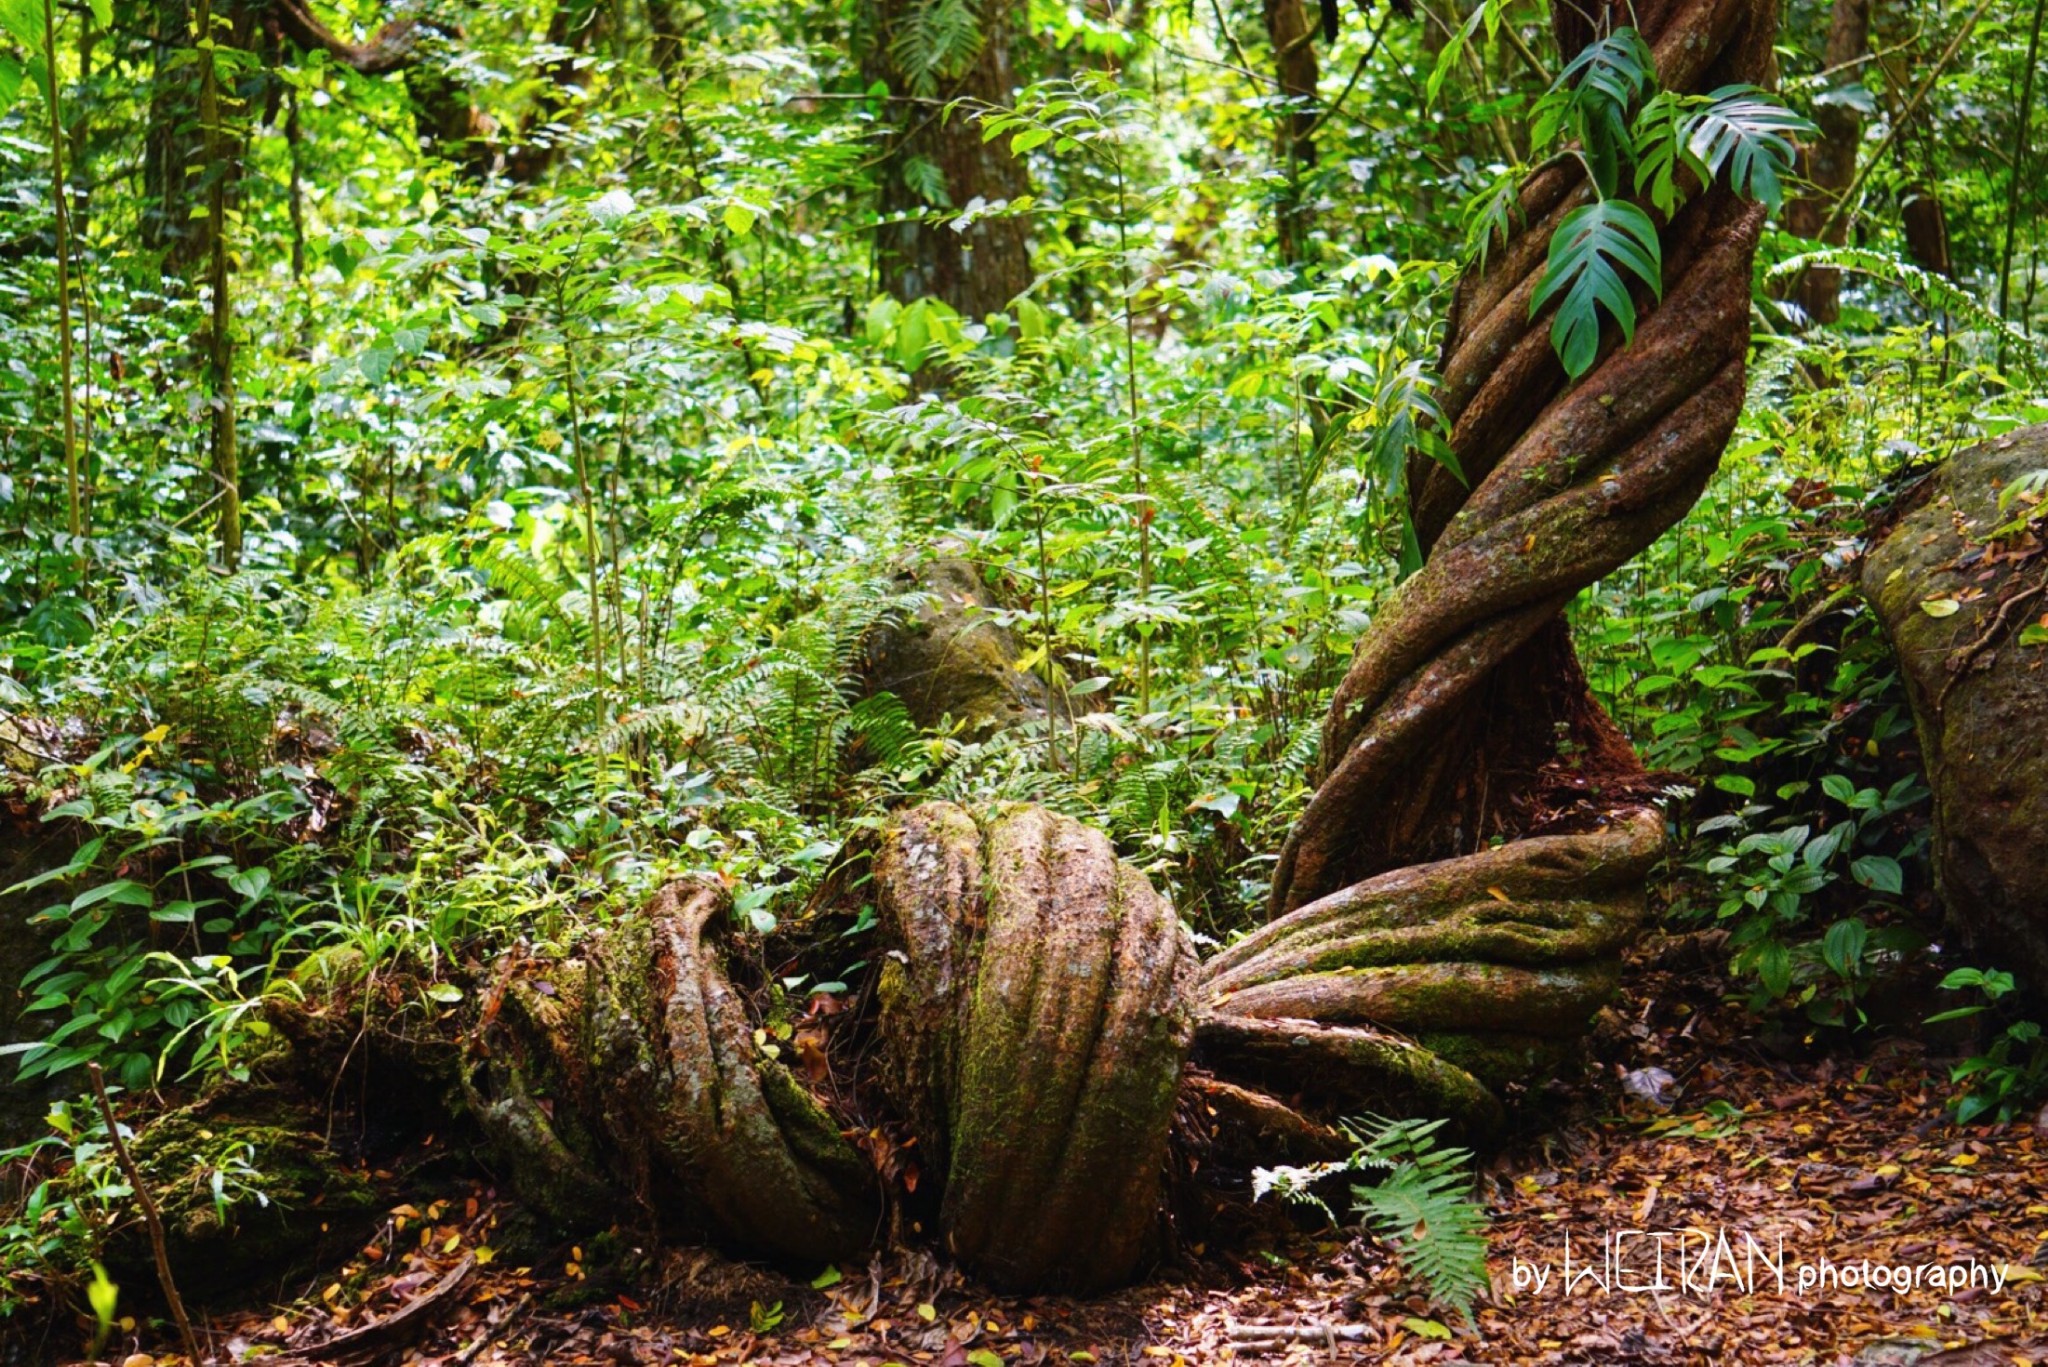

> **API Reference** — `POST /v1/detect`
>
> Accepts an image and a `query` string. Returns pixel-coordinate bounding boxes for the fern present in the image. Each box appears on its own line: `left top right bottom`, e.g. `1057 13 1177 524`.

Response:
1366 357 1459 574
1350 1117 1491 1323
900 155 951 209
1460 169 1522 271
1530 200 1662 380
888 0 984 99
1767 246 2044 359
1255 1114 1491 1323
839 692 918 771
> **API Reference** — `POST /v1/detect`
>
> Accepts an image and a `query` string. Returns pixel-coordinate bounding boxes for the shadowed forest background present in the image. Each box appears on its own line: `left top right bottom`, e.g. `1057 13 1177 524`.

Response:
1 0 2047 1354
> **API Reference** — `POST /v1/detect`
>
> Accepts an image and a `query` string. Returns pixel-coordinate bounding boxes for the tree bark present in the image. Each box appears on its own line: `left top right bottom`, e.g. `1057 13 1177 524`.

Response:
1782 0 1871 324
870 0 1034 319
1265 0 1320 264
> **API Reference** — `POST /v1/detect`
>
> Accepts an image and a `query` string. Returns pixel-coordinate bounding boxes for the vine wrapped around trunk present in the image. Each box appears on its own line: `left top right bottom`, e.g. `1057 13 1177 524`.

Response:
448 0 1779 1293
1268 0 1776 920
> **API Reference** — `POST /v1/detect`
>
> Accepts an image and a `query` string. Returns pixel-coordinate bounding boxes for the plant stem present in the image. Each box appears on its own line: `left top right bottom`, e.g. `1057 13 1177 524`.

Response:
1116 163 1150 720
42 0 81 558
557 280 609 748
1817 0 1992 245
88 1064 204 1366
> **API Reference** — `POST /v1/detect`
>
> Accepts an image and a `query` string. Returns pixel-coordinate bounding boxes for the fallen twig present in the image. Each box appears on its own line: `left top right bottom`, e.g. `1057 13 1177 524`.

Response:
303 1253 478 1360
1228 1321 1375 1347
453 1290 531 1366
88 1064 206 1367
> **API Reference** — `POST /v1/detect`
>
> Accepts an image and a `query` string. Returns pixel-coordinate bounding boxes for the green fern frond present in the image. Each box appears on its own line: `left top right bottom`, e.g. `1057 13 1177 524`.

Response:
1349 1115 1492 1323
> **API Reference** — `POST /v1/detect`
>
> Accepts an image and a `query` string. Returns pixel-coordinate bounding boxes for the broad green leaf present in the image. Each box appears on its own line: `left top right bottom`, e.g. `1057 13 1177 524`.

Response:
723 203 757 237
0 54 22 115
1821 918 1867 978
1530 200 1662 379
0 0 41 52
1532 27 1654 195
1680 85 1813 211
1850 855 1903 895
71 880 150 912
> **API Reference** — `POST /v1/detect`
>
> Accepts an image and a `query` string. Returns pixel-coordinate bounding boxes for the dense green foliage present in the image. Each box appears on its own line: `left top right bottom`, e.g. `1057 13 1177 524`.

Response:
1 0 2046 1311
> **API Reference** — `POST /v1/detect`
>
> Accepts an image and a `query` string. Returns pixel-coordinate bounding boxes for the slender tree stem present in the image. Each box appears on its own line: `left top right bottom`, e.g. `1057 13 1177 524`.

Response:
557 281 609 747
1999 0 2045 363
197 0 240 568
42 0 82 557
1817 0 1992 245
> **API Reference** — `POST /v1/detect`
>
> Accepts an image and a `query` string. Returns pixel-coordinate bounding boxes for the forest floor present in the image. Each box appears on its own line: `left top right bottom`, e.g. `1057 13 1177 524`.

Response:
109 937 2048 1367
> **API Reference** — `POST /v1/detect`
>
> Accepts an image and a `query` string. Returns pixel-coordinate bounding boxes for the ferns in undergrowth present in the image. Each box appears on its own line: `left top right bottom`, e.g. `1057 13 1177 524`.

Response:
888 0 985 99
1255 1115 1491 1323
690 571 928 809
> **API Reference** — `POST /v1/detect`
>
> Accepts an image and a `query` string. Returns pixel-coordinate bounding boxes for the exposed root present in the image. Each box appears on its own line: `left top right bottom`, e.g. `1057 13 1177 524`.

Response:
873 802 1199 1292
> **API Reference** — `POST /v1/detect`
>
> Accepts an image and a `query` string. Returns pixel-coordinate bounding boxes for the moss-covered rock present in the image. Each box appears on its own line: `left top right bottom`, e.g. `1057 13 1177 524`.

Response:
1861 424 2048 986
110 1090 378 1303
859 558 1062 739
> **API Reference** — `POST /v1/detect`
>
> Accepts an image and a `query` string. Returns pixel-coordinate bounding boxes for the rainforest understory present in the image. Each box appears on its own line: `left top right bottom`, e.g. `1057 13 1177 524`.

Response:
2 0 2046 1350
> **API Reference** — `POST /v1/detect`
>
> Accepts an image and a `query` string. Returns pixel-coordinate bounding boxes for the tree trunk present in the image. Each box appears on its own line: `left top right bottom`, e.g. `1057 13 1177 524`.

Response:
1270 0 1778 918
870 0 1033 319
1265 0 1319 264
1782 0 1871 324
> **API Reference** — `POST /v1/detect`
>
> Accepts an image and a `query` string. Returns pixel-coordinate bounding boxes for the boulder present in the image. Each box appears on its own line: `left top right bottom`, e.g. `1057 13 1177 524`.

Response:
858 557 1061 739
1861 423 2048 984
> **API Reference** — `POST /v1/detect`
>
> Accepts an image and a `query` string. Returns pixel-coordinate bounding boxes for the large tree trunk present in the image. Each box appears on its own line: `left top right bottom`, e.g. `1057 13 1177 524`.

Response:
1781 0 1871 325
870 0 1034 319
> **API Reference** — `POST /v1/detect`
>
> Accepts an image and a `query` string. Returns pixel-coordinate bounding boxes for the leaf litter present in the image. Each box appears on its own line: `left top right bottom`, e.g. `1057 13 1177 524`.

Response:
84 941 2048 1367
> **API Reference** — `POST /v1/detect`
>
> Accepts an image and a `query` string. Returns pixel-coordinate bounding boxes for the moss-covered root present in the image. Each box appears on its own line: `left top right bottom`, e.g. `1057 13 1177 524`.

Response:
582 881 880 1263
1194 810 1658 1101
116 1092 378 1302
1193 1015 1504 1138
1204 809 1657 1010
873 802 1200 1293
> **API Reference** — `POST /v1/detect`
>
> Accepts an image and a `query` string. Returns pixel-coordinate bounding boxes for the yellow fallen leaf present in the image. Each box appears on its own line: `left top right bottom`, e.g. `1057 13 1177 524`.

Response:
917 1302 937 1322
1921 598 1961 617
1952 1152 1980 1167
